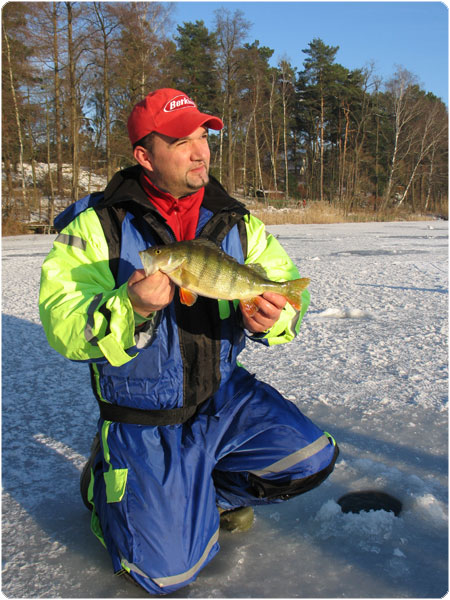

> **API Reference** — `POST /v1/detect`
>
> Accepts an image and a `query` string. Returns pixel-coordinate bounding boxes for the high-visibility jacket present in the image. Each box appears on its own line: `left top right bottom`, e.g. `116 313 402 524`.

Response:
39 166 310 425
38 167 337 595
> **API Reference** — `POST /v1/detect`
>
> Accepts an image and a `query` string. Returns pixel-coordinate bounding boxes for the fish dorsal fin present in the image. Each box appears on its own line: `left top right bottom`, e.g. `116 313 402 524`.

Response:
193 238 221 251
247 262 269 278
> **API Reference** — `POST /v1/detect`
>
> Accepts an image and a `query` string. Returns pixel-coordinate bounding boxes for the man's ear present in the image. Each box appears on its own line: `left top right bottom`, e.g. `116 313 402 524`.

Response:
133 146 154 173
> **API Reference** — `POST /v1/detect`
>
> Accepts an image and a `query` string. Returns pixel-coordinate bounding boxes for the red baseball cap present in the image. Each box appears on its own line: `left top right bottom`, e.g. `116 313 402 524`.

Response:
127 88 223 145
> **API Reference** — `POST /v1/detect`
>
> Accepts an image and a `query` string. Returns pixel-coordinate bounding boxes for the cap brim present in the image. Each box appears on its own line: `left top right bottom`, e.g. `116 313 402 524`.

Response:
157 112 224 138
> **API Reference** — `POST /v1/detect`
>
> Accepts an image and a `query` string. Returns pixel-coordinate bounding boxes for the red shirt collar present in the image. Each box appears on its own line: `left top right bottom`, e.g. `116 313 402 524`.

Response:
139 171 204 241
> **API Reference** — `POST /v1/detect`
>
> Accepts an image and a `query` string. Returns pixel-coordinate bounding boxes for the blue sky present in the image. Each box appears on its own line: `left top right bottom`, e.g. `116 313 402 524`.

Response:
171 1 448 104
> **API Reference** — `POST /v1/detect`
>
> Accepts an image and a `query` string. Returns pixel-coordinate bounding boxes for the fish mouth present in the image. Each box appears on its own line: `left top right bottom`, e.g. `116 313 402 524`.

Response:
139 251 157 276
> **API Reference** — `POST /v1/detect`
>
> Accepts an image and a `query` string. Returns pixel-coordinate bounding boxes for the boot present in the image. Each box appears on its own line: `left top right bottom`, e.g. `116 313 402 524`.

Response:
219 506 254 533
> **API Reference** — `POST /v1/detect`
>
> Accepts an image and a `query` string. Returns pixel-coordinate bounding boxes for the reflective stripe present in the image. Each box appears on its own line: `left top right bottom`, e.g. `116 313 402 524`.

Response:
55 232 87 251
85 294 103 345
121 558 149 578
152 528 220 588
324 431 337 446
249 434 330 477
85 295 136 366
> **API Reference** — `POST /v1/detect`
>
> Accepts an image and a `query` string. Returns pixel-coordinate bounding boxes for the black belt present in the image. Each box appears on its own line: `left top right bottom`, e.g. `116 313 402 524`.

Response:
97 399 197 426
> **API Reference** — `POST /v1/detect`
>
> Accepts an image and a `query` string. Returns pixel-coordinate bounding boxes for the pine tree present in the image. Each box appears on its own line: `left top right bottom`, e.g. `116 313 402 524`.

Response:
296 38 340 202
173 20 220 115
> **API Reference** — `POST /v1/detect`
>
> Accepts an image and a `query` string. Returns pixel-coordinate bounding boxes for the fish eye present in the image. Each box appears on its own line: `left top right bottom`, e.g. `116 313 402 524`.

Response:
155 249 161 255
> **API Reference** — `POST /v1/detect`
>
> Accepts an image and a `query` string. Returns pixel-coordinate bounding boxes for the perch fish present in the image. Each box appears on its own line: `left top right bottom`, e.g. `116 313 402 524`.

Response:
139 239 310 312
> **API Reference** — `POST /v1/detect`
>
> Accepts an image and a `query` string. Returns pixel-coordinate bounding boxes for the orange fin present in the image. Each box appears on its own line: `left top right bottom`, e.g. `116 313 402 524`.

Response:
240 298 259 317
287 298 301 311
284 277 310 310
179 288 198 306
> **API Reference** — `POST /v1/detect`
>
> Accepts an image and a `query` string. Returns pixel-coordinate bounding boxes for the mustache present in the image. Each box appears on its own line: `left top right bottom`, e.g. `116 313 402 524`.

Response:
188 161 208 172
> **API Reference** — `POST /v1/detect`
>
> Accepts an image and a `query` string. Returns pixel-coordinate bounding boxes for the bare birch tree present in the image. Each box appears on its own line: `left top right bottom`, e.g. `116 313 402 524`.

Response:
214 8 250 192
66 2 80 203
2 22 27 209
380 67 422 211
90 2 121 180
278 59 295 201
52 3 64 196
113 2 173 104
397 97 448 207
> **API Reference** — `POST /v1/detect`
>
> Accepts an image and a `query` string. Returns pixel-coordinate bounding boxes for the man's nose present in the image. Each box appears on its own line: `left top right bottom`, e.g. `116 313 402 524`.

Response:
190 139 209 160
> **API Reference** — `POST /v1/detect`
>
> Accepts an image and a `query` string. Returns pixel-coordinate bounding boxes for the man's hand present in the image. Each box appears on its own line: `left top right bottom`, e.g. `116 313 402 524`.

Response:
240 292 287 334
127 269 175 317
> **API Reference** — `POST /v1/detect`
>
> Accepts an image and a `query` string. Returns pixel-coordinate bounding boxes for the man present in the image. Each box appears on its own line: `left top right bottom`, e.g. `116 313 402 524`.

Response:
39 88 338 595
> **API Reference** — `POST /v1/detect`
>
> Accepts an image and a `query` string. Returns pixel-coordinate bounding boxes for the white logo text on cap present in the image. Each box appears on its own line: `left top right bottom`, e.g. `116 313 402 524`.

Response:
164 95 196 112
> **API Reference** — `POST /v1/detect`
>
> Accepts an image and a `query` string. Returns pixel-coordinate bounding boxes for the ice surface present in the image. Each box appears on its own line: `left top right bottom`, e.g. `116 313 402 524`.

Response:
2 220 448 598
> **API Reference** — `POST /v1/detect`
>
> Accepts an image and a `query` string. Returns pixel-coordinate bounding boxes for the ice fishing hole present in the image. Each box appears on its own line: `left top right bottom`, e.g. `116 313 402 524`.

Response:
337 490 402 516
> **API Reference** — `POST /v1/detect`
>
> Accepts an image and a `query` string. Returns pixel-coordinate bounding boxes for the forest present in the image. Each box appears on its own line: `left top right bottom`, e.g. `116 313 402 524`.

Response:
2 1 448 232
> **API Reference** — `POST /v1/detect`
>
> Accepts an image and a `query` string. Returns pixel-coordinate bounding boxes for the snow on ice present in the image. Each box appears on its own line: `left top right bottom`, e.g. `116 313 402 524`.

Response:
2 220 448 598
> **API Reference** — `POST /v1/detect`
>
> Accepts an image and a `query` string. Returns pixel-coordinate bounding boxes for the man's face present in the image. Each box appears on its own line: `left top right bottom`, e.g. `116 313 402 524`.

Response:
143 126 211 198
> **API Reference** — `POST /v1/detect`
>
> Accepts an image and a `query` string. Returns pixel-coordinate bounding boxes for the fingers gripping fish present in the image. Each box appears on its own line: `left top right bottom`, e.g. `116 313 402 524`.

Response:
139 239 310 315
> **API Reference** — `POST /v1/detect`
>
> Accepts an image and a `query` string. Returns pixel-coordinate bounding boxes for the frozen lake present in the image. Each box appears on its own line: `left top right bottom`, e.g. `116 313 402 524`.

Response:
2 220 448 598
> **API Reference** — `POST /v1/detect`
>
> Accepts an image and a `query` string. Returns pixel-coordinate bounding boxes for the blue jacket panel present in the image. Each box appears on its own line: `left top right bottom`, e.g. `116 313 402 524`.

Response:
90 176 249 417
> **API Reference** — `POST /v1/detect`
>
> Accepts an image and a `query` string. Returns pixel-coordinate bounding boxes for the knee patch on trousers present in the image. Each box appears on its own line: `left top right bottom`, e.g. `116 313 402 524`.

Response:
247 442 339 501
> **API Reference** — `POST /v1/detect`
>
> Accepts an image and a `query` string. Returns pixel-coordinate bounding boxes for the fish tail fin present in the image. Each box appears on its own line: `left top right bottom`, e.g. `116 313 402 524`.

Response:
284 277 310 310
